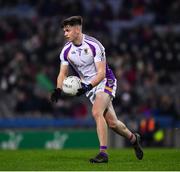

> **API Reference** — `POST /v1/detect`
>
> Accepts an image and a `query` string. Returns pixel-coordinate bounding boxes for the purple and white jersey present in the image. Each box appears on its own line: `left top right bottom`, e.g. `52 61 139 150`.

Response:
60 34 117 98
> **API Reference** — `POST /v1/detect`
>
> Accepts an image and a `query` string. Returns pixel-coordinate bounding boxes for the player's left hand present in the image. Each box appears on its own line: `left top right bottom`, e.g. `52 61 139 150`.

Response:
76 83 93 96
51 88 62 102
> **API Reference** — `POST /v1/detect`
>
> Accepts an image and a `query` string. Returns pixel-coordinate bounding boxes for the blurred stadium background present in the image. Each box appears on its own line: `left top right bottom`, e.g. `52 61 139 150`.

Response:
0 0 180 150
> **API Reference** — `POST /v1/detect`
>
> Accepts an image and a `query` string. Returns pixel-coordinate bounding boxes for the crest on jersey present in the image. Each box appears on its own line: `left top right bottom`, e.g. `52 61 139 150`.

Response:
84 48 88 54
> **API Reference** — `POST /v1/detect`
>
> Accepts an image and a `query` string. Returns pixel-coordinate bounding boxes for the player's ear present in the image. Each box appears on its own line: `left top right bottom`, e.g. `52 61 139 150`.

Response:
75 25 81 33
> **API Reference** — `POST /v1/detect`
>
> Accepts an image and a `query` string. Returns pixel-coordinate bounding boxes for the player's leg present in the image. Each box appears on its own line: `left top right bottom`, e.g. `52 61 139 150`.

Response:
92 92 110 151
104 101 134 138
89 92 111 163
104 102 143 160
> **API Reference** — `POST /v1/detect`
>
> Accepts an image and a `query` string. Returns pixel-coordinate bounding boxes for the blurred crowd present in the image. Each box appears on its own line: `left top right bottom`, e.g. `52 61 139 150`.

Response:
0 0 180 132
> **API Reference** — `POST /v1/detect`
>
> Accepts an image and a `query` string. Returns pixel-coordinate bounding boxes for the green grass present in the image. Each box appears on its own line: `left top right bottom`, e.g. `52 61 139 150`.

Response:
0 148 179 171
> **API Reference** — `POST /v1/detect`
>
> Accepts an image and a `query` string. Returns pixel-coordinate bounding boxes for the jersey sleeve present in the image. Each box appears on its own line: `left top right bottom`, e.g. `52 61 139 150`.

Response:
59 48 69 65
94 42 106 63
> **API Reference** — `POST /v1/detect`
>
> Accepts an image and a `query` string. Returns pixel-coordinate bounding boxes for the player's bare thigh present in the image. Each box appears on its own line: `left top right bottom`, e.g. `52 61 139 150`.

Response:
92 91 111 118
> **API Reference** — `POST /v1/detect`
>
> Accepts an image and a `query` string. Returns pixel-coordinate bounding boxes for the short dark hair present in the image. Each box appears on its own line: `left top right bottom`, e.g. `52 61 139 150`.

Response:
61 16 83 28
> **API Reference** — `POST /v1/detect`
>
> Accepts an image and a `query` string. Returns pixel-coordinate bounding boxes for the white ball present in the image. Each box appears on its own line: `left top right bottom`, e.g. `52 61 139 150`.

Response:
62 76 81 96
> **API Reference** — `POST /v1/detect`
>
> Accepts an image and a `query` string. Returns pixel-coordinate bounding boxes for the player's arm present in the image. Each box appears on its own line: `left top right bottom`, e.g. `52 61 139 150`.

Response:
90 61 106 87
51 63 69 102
51 46 70 102
90 41 106 87
57 64 69 89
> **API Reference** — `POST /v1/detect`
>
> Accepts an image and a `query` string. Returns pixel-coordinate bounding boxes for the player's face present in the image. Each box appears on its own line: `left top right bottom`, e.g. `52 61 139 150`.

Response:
63 25 79 42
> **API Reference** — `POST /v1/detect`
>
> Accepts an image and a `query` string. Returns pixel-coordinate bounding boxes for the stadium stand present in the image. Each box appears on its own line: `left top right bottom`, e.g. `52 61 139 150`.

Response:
0 0 180 146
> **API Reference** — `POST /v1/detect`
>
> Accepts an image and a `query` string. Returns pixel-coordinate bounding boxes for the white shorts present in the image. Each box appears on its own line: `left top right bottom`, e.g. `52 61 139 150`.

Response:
86 78 117 104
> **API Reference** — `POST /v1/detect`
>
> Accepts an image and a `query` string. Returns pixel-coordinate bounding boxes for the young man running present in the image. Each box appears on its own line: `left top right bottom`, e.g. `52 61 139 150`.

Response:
51 16 143 163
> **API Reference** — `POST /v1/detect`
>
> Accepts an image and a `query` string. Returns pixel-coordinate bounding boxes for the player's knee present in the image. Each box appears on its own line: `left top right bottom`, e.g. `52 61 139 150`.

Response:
92 109 102 119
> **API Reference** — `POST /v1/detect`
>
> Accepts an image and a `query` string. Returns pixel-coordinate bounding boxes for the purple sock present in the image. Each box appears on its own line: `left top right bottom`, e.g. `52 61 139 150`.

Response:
100 146 107 150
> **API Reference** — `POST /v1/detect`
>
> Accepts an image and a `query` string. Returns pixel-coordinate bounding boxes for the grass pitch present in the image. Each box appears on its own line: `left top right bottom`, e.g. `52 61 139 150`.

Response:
0 148 179 171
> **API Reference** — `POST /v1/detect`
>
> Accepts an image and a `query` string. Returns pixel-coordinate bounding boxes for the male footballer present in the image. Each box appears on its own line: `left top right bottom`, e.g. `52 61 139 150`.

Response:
51 16 143 163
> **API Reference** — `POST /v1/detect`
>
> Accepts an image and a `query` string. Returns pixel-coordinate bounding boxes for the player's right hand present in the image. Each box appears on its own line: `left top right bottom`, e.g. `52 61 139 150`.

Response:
51 88 62 102
76 83 93 96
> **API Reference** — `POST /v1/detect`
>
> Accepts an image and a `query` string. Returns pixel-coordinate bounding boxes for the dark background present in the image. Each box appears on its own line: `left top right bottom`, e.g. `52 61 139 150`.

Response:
0 0 180 147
